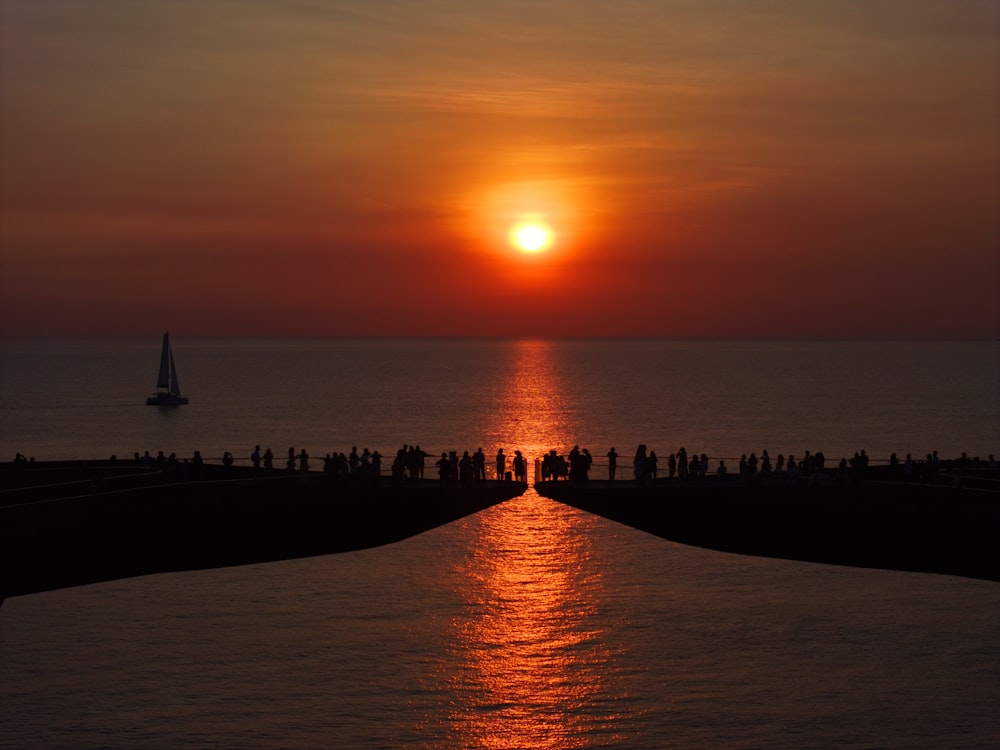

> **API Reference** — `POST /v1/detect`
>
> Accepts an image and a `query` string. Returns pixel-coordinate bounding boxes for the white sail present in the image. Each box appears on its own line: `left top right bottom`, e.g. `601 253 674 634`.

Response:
155 332 171 389
169 348 182 397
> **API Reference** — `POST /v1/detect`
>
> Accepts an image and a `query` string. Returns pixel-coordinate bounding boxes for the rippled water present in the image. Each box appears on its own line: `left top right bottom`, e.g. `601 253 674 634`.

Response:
1 338 998 748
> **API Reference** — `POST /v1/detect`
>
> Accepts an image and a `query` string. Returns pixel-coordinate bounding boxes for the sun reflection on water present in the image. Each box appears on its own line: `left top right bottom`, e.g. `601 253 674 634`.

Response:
444 340 624 748
484 340 575 459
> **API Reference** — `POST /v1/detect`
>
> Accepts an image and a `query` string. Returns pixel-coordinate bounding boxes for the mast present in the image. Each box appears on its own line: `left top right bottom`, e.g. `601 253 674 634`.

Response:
156 332 171 390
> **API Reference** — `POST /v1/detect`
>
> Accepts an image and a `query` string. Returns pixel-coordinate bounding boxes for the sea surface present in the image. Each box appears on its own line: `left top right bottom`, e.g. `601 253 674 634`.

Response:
1 338 998 749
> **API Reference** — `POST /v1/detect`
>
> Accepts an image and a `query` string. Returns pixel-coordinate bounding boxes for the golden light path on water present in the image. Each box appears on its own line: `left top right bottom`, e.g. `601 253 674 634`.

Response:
445 341 626 748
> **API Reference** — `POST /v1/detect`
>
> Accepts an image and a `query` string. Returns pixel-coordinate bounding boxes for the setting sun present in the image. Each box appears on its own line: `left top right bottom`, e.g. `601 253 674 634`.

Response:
511 222 553 253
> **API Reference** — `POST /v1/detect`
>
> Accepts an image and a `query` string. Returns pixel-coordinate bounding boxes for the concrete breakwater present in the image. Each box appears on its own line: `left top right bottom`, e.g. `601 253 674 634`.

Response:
0 461 527 599
535 476 1000 581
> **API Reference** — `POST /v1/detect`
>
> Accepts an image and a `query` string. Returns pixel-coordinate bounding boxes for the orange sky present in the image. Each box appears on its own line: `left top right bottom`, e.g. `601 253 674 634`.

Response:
1 1 997 337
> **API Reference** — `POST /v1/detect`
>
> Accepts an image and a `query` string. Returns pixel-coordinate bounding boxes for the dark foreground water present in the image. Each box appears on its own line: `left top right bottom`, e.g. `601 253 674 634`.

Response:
1 338 998 748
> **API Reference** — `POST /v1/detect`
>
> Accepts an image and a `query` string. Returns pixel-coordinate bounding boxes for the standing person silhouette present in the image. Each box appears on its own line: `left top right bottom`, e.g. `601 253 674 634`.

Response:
435 452 449 487
473 447 486 483
633 444 647 483
513 450 526 483
607 447 619 480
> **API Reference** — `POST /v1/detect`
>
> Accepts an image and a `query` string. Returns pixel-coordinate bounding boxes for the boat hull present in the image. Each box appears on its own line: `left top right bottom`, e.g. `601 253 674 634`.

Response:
146 394 189 405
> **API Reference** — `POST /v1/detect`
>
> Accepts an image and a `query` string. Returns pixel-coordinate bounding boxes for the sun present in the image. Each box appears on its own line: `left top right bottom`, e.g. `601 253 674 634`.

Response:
510 221 554 253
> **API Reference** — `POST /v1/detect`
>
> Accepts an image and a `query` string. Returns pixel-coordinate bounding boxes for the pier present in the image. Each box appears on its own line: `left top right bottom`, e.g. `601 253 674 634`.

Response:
0 460 527 599
535 474 1000 582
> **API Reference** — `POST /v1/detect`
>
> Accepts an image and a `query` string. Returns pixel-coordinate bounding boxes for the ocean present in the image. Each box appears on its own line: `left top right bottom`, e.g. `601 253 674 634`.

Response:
1 338 998 748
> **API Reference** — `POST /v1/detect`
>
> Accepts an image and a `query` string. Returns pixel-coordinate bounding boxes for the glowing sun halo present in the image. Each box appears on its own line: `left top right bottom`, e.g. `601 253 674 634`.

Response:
511 222 553 253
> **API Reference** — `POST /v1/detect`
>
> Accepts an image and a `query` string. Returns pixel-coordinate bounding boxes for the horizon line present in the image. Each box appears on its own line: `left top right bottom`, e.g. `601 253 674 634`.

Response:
1 334 997 343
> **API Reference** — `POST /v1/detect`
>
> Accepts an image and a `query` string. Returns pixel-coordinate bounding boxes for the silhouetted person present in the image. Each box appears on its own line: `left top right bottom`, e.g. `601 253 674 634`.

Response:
413 445 426 478
251 445 261 470
607 447 618 480
568 446 591 482
543 449 568 481
263 447 274 471
633 444 647 483
473 447 486 483
496 448 506 481
333 451 349 478
390 453 404 485
394 445 406 478
459 451 474 485
786 456 800 484
436 452 449 487
513 450 526 483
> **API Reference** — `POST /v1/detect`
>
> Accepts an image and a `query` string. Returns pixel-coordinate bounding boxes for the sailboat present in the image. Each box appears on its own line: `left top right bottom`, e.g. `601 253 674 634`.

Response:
146 331 189 406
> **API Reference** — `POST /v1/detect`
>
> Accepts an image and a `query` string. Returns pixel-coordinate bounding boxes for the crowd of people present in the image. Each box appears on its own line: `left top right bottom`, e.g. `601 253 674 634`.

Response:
246 443 531 487
535 445 998 485
429 447 528 487
540 446 593 482
12 445 995 488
